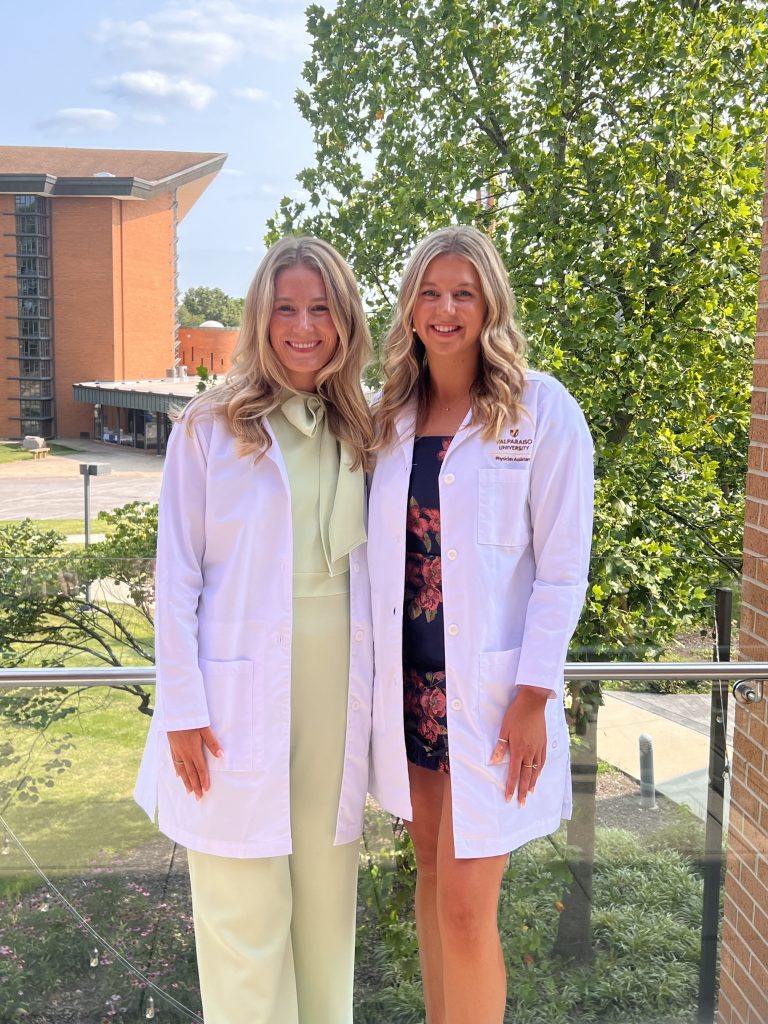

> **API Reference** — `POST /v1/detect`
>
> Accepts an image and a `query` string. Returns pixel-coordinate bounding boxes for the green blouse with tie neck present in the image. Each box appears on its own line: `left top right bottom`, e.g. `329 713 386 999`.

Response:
268 389 366 597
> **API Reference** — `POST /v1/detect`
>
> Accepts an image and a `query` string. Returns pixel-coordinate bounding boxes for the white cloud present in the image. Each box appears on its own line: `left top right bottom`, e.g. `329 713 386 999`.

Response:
94 1 308 73
105 70 215 110
94 19 240 73
37 108 119 134
233 87 268 103
221 168 246 176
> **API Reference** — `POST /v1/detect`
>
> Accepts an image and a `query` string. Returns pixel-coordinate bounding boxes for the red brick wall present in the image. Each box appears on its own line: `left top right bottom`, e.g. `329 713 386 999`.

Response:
50 198 119 438
119 195 176 381
718 154 768 1024
48 195 176 438
175 172 218 223
179 326 238 376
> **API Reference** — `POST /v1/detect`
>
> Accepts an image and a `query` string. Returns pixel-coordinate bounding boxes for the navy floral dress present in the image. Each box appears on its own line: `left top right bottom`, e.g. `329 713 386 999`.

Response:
403 436 453 773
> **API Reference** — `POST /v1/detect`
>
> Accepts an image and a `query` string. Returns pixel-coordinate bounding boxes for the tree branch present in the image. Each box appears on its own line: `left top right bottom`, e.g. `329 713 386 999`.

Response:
656 503 742 575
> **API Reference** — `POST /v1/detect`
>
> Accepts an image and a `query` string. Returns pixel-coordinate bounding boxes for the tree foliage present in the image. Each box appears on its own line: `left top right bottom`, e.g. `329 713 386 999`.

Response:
0 509 158 812
270 0 768 659
177 286 244 327
0 514 157 671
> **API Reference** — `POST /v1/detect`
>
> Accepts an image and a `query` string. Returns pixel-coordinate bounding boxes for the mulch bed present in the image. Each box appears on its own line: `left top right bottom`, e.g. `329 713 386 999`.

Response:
593 767 687 837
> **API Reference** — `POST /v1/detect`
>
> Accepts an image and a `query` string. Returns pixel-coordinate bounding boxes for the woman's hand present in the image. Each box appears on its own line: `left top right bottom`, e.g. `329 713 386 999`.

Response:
489 686 550 806
167 727 223 800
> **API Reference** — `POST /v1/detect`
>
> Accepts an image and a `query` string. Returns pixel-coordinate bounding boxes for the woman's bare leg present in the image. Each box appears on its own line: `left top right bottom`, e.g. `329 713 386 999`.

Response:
435 777 508 1024
404 762 448 1024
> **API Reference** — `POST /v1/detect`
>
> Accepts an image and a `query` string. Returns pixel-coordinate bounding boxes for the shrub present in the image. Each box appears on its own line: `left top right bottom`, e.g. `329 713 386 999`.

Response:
355 826 703 1023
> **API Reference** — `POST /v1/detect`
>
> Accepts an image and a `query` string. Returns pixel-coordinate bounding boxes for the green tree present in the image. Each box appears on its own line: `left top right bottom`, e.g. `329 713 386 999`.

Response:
0 509 159 814
194 364 220 393
0 513 157 671
178 286 244 327
269 0 768 960
271 0 766 659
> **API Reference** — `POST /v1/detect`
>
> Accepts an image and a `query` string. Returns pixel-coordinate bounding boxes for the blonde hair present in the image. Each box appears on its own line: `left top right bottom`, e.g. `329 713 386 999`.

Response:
375 225 527 449
185 236 374 469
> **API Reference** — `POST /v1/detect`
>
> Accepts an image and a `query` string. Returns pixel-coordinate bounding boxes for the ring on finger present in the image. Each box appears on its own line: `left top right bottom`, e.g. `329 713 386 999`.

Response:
523 762 538 769
497 737 509 745
173 758 184 765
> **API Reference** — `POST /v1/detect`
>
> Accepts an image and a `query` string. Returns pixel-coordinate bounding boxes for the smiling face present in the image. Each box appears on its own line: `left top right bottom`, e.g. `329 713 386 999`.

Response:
268 264 339 392
412 253 487 365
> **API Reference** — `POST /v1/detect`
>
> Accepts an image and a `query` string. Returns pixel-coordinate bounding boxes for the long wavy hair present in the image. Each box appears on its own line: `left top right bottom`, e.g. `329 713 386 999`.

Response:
185 236 374 468
375 225 527 449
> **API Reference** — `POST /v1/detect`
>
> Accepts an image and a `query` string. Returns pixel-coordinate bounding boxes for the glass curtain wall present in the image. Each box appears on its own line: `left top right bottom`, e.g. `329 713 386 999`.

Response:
8 195 54 438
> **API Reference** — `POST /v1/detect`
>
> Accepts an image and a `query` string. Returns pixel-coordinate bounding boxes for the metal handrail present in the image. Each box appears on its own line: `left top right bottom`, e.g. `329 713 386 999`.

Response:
2 661 768 687
0 666 155 687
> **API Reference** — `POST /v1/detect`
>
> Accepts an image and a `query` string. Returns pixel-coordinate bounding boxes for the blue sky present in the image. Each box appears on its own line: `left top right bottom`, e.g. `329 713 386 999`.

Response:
1 0 327 297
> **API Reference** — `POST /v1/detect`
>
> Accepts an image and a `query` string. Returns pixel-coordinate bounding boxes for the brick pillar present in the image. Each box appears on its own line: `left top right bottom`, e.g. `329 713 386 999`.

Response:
717 149 768 1024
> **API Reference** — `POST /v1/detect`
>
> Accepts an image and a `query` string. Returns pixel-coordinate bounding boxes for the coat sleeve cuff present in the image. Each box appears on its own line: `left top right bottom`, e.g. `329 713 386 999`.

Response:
161 712 212 732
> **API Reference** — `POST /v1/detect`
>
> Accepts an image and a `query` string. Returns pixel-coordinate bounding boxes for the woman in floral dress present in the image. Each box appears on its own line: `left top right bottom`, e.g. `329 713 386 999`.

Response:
367 225 594 1024
403 438 451 772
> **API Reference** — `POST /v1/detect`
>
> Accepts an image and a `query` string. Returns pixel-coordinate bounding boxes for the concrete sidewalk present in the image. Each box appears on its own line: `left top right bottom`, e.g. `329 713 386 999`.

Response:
597 690 733 823
0 437 164 479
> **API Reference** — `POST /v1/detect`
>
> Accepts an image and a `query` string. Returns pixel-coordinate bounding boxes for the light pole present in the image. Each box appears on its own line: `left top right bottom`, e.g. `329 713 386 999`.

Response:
79 463 111 602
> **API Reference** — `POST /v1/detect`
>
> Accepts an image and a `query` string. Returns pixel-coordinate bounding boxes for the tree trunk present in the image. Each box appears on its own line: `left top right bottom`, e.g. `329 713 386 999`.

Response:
552 704 599 963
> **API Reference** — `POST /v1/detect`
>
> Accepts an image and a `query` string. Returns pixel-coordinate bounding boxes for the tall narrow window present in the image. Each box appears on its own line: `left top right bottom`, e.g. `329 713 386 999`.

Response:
11 196 54 438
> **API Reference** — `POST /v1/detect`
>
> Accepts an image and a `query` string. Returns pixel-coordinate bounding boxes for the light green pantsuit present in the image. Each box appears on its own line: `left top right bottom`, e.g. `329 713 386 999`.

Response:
187 392 364 1024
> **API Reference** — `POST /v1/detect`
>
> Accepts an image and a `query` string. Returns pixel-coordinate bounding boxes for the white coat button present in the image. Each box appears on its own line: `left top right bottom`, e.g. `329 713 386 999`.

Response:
552 739 558 749
444 473 455 484
351 698 361 711
352 562 360 573
447 549 457 560
354 629 364 642
447 623 459 636
451 699 462 711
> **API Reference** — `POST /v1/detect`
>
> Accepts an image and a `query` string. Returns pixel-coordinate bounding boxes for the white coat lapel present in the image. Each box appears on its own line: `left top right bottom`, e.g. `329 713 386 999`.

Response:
263 416 290 491
394 401 417 469
441 407 483 462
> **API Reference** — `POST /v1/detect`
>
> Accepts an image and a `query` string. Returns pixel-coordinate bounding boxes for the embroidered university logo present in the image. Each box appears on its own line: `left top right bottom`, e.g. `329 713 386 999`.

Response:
490 428 534 464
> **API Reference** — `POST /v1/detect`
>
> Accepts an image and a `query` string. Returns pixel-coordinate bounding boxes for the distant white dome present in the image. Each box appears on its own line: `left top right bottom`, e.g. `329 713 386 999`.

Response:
93 171 116 177
199 320 225 328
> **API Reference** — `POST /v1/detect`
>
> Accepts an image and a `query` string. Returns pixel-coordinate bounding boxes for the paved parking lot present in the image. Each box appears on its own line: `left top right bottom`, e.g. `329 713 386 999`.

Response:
0 438 164 519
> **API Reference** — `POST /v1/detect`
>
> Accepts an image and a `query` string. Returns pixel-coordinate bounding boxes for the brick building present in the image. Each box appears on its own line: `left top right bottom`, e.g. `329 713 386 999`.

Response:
0 146 226 441
179 322 239 377
718 147 768 1023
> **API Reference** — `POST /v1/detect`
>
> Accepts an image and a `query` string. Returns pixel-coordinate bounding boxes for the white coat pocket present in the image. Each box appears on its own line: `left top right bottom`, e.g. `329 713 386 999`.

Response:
477 468 530 547
199 658 260 772
477 646 522 764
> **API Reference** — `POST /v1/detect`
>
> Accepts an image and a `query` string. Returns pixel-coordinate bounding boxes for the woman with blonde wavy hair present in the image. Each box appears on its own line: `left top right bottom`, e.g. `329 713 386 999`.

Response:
135 235 374 1024
368 225 594 1023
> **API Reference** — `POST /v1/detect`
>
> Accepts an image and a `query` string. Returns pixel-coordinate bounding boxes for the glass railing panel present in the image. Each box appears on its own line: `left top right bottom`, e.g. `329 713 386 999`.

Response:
0 553 156 670
0 679 200 1024
1 544 765 1022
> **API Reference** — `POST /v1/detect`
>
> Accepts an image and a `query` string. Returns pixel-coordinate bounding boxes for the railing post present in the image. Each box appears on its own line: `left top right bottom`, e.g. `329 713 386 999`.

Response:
638 734 657 809
697 586 732 1024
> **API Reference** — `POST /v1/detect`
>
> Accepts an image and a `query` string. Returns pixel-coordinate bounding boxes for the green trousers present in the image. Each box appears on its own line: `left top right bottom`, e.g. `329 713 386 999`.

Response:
187 584 359 1024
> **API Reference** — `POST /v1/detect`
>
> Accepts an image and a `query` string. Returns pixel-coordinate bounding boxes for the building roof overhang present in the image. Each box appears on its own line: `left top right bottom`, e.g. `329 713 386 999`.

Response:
0 149 227 200
73 378 201 414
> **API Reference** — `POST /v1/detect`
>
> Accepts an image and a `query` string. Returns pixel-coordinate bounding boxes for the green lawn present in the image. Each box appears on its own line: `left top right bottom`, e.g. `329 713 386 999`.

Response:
0 517 117 538
1 687 156 888
9 602 154 669
0 441 81 464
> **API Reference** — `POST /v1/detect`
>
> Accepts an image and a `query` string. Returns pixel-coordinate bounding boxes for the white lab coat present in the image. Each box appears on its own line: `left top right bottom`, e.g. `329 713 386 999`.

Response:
134 409 373 858
367 371 594 858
